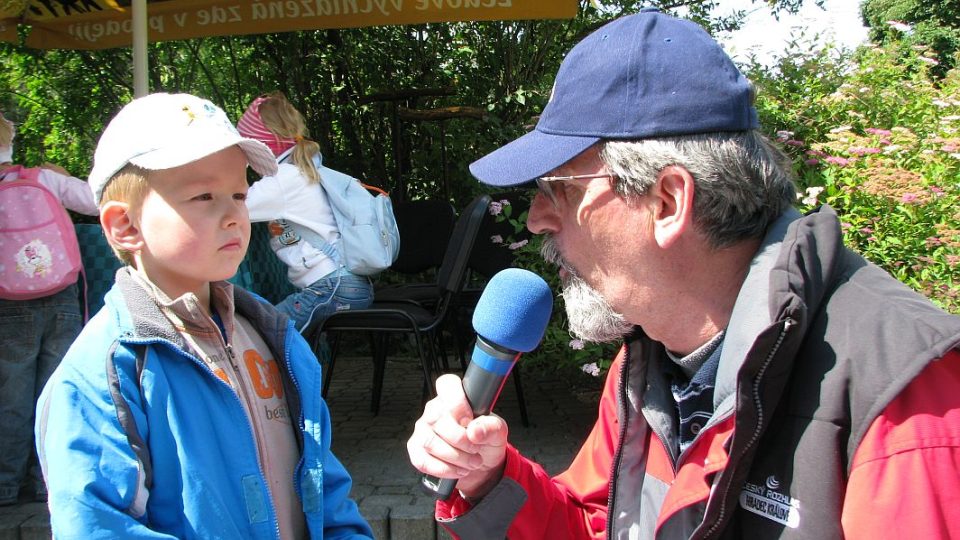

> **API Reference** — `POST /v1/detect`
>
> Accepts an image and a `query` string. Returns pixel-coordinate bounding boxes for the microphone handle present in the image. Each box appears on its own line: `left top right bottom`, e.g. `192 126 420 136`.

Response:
420 337 520 500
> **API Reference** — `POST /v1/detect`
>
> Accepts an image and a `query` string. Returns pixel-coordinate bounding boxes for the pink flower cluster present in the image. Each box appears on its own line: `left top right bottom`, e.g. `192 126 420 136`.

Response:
487 198 511 216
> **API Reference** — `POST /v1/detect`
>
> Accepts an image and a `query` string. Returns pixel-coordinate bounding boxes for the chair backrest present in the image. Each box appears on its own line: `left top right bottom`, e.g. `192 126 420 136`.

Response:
437 194 492 296
240 222 296 304
469 190 532 280
74 223 124 317
75 222 295 314
390 199 457 274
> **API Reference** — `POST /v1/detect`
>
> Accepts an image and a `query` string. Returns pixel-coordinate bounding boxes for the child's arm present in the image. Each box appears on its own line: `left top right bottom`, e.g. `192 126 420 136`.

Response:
245 167 287 223
36 348 173 539
37 167 98 216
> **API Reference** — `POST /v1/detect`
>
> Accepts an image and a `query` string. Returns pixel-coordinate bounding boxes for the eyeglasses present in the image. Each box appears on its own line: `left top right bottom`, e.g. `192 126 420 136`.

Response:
535 173 615 208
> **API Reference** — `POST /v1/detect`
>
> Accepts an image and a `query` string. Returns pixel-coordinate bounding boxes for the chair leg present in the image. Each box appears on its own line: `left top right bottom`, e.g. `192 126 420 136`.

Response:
453 328 469 372
417 330 437 405
434 330 451 372
370 333 388 414
321 332 340 398
512 364 530 428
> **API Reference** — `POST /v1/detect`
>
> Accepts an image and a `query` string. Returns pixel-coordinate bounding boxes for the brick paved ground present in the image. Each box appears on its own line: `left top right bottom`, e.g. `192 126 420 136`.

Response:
327 354 598 539
0 353 599 540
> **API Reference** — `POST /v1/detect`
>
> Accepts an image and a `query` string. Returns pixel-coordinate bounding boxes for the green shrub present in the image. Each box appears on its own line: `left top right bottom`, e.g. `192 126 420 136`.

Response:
750 37 959 314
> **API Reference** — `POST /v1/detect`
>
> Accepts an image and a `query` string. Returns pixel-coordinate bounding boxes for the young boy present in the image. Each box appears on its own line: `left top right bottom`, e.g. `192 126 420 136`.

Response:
35 93 373 539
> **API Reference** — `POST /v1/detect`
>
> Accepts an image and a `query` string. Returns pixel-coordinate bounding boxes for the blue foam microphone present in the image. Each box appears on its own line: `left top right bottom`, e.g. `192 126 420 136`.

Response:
420 268 553 500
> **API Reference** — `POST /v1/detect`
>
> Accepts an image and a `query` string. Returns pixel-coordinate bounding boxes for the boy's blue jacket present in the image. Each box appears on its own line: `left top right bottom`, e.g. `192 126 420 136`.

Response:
36 268 373 539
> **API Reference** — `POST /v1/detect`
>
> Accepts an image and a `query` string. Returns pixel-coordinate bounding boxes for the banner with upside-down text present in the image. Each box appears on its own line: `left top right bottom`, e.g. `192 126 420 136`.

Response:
0 0 578 50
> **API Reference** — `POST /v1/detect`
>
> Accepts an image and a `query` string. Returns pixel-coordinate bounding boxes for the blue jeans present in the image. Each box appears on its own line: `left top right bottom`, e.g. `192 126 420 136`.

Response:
275 270 374 333
0 284 82 504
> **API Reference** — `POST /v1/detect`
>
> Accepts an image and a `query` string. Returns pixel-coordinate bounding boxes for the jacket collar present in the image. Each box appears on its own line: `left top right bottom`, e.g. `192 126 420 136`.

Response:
112 267 290 358
713 207 802 410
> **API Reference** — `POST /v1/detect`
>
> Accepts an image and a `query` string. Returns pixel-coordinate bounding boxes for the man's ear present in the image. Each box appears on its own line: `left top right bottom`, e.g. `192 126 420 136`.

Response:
648 165 695 248
100 201 143 254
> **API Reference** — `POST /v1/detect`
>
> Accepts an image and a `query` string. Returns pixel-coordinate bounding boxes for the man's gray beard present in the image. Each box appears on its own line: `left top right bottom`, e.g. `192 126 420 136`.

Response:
541 236 632 343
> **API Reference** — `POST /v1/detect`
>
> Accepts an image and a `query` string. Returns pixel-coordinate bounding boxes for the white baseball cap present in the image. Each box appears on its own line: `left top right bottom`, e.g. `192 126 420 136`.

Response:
88 93 278 203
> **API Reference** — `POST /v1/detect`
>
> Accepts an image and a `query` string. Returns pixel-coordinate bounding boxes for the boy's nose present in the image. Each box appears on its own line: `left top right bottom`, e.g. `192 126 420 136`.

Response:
221 199 248 227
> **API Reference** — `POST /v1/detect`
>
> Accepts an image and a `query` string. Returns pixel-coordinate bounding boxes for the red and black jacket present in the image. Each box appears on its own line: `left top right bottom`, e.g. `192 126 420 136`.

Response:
437 206 960 539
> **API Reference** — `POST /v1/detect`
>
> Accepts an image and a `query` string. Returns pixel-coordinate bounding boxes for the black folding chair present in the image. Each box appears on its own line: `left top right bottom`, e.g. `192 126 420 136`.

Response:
306 194 491 414
374 198 457 307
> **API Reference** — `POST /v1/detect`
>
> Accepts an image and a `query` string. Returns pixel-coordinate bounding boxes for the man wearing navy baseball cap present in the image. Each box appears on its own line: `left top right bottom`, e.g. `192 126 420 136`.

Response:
408 8 960 539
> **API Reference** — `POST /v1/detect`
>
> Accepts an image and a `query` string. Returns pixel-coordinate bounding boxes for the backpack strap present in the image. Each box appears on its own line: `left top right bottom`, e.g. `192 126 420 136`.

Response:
287 217 344 269
362 183 389 197
1 164 41 183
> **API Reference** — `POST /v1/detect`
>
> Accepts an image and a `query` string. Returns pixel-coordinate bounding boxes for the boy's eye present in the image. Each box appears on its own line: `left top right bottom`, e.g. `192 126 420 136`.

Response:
234 192 247 201
192 193 213 201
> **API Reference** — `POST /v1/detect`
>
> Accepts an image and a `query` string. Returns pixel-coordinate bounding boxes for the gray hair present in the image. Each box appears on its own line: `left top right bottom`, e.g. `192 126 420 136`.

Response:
599 131 797 249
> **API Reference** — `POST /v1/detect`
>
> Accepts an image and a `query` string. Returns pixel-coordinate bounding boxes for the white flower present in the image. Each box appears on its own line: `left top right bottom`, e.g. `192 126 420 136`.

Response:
569 339 585 350
508 239 528 250
829 125 853 134
775 130 794 141
801 186 825 206
488 201 503 216
499 199 511 206
886 20 912 33
581 362 600 377
490 235 504 244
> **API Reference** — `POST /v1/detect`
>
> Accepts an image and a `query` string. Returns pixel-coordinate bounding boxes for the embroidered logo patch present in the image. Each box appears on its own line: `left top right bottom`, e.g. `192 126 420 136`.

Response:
740 476 800 528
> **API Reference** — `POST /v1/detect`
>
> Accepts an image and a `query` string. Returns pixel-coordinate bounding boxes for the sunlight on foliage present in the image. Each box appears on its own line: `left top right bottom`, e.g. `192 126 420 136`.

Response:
748 36 960 314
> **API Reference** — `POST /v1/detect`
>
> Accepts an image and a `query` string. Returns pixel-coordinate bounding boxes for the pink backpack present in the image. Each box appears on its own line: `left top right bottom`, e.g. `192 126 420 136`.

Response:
0 165 84 301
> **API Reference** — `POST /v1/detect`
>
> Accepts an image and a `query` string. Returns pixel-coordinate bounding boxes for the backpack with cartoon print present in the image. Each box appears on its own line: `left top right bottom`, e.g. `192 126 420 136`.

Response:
0 165 83 300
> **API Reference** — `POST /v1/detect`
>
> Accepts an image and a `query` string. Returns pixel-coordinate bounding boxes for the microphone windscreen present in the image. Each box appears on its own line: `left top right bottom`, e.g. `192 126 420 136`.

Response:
472 268 553 353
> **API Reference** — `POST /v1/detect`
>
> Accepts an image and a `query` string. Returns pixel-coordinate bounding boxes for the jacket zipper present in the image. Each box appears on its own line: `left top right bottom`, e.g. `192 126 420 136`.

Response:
225 343 282 540
605 345 632 539
697 318 795 539
280 337 309 509
152 332 285 540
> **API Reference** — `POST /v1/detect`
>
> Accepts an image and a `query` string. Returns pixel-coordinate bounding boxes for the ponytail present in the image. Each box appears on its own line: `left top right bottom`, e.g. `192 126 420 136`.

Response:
256 92 322 184
291 136 321 184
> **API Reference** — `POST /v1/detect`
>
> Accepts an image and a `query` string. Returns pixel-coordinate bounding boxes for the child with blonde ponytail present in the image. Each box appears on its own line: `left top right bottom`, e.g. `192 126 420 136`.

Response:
239 92 374 331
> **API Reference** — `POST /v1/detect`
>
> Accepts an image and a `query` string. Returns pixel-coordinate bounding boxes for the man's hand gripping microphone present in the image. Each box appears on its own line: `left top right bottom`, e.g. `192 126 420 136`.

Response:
420 268 553 500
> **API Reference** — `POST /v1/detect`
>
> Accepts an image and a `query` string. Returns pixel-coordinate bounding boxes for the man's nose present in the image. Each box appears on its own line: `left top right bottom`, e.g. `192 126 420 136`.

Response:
526 190 561 235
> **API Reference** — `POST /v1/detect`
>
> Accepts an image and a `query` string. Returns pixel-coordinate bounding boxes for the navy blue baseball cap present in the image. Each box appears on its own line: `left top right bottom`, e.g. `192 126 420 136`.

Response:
469 9 759 187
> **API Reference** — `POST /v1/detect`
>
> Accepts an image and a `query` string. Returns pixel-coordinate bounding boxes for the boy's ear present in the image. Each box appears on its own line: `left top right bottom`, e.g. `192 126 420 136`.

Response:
648 165 695 249
100 201 143 254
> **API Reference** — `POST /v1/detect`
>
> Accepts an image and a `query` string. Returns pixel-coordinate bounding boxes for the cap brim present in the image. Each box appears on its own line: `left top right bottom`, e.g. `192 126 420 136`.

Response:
130 134 277 178
469 129 600 187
